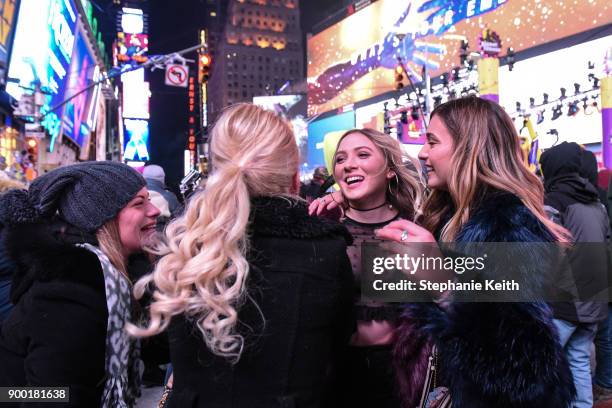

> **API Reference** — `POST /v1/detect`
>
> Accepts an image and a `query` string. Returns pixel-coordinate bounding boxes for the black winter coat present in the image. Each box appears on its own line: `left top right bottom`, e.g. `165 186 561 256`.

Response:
394 192 575 408
166 197 354 408
0 221 108 407
541 142 610 322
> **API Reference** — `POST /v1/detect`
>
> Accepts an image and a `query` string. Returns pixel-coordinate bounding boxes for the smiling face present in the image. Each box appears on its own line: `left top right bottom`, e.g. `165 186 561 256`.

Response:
117 187 160 256
418 115 455 191
333 132 393 207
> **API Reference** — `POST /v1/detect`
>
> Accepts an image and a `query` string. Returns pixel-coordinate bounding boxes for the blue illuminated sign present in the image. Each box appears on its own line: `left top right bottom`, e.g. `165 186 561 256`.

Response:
123 118 150 161
307 111 355 168
6 0 77 149
62 27 97 148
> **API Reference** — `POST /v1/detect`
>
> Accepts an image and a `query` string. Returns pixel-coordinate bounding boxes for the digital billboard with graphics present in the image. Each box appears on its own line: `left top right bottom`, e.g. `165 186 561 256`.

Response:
253 94 308 166
0 0 19 69
7 0 78 148
307 0 611 116
62 26 102 151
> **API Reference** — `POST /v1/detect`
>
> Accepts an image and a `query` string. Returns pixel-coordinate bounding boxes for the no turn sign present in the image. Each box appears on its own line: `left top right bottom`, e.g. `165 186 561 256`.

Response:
165 64 189 87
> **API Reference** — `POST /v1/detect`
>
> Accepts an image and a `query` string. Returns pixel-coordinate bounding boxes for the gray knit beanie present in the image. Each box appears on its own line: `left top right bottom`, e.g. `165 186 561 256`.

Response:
0 161 146 232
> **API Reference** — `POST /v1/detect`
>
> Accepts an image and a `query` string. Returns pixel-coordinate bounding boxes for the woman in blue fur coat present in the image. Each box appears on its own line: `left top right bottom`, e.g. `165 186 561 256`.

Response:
376 96 575 407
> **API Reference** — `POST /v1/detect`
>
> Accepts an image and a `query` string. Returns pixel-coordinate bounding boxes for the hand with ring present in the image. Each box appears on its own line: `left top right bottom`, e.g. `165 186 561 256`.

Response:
375 219 437 244
308 191 344 216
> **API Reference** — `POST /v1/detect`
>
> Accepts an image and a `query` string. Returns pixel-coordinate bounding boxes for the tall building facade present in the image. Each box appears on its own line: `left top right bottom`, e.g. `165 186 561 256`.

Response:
208 0 303 121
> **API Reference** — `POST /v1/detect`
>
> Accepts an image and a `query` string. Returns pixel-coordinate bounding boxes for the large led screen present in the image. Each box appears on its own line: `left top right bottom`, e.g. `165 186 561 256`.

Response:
499 35 610 149
306 110 355 170
123 118 150 161
308 0 611 116
253 94 308 166
62 27 100 149
0 0 19 68
7 0 78 146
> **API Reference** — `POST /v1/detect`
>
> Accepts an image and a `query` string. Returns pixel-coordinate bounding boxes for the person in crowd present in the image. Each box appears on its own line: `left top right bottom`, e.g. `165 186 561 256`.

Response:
543 143 612 407
310 128 422 407
372 96 575 407
580 149 608 209
300 166 330 203
0 161 160 407
0 156 9 180
599 170 612 406
540 142 609 408
129 103 354 408
0 177 26 324
143 164 182 229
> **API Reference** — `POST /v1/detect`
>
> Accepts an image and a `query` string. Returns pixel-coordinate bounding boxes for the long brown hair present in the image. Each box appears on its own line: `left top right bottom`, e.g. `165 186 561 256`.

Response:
420 96 569 242
96 218 129 278
334 128 423 219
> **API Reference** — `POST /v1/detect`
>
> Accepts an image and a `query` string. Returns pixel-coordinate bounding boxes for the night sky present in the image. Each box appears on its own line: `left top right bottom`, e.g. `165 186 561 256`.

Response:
94 0 344 190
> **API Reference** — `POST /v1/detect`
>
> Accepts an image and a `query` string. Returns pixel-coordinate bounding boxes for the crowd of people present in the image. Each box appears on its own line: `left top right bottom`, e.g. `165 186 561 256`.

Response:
0 96 610 408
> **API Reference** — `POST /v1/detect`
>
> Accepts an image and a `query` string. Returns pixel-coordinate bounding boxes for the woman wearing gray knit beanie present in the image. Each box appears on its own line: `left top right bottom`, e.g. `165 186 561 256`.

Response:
0 161 160 408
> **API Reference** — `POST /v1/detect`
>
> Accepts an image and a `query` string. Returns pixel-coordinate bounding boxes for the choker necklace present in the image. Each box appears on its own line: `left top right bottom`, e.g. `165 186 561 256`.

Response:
348 202 390 212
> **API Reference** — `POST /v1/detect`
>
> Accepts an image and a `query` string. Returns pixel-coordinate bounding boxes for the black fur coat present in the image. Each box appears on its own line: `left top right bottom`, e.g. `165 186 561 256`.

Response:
0 220 109 407
393 192 575 408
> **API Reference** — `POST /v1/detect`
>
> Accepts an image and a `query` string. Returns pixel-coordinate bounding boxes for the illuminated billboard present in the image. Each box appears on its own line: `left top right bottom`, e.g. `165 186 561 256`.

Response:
0 0 19 68
253 94 308 165
116 32 148 64
499 35 610 149
62 27 101 149
307 0 610 115
307 111 355 170
123 118 150 161
7 0 78 147
122 69 150 119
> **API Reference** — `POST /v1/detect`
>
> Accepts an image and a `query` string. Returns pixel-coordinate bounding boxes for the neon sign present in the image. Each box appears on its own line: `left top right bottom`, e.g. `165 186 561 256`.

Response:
7 0 78 150
62 27 100 148
123 118 149 161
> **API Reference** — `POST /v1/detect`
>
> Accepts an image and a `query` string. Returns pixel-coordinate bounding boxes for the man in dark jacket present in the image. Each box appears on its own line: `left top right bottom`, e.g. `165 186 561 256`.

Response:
299 166 329 203
540 142 610 408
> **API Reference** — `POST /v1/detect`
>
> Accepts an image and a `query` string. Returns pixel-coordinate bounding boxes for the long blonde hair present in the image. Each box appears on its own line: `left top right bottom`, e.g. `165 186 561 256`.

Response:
128 103 299 361
335 128 423 219
420 96 569 242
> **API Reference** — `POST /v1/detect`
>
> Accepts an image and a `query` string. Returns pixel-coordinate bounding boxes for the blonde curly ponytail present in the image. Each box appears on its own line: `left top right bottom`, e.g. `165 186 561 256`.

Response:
128 103 299 361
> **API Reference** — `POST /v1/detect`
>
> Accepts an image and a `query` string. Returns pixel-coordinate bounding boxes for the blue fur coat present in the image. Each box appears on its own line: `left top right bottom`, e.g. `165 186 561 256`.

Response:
393 192 574 408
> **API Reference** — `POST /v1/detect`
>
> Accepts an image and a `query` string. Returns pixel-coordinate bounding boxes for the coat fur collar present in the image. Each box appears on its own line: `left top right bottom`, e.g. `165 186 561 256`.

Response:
393 191 574 407
249 196 352 244
455 190 555 242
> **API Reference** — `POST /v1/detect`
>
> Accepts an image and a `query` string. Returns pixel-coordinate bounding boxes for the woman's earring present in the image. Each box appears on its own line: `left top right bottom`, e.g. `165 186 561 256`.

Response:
387 172 399 198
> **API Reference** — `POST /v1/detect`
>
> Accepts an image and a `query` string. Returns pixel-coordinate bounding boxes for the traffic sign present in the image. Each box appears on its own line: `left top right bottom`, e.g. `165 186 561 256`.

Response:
165 64 189 87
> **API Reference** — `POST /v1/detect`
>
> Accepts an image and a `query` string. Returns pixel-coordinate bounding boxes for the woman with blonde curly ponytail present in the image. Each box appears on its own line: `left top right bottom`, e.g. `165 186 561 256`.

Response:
130 103 355 407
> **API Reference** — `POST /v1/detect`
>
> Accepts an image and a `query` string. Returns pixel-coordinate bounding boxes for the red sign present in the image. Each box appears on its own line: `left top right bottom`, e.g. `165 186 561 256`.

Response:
165 64 189 87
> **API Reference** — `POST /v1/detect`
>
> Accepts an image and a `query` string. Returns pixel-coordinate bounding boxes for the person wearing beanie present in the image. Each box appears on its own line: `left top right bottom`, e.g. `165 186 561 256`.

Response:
0 161 160 408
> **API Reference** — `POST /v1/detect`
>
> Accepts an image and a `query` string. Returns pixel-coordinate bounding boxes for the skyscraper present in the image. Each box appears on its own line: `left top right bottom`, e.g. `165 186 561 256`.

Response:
208 0 303 121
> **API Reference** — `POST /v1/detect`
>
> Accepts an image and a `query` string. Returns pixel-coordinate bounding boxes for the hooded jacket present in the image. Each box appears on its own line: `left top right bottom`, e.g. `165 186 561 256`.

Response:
540 142 609 323
393 191 575 408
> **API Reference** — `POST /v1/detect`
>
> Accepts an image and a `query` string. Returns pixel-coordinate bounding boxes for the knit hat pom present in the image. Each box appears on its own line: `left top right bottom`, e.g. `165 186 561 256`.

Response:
0 189 40 225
